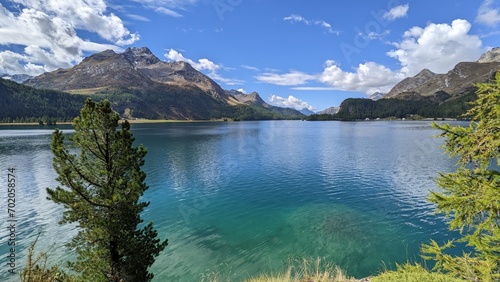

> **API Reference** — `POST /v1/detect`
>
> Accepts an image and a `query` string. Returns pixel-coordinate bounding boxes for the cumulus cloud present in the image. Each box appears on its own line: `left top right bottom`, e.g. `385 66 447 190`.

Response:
165 49 243 85
257 62 400 94
255 71 316 86
257 19 484 96
476 0 500 26
12 0 138 44
0 0 137 75
383 4 409 21
387 19 483 76
237 88 246 94
284 14 339 34
319 61 402 94
167 49 220 72
269 95 316 111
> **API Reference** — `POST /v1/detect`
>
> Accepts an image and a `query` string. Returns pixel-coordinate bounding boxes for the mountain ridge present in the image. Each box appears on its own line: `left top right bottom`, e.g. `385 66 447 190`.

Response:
20 47 303 120
383 48 500 100
227 90 305 118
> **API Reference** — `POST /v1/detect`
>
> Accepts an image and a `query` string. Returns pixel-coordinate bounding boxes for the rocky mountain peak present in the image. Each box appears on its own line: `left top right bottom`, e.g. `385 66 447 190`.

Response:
169 61 196 71
1 73 33 83
82 49 117 62
369 92 385 101
319 106 340 115
124 47 161 66
416 68 436 78
384 58 500 100
384 68 437 98
299 108 316 116
477 47 500 63
230 91 266 106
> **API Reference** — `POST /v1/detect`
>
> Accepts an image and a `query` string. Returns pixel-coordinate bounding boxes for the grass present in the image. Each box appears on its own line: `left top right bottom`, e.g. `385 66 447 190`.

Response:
202 259 468 282
370 263 466 282
202 258 361 282
20 235 78 282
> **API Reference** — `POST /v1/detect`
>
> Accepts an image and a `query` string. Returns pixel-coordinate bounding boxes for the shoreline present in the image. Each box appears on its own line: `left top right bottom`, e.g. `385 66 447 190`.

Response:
0 118 460 126
0 119 231 126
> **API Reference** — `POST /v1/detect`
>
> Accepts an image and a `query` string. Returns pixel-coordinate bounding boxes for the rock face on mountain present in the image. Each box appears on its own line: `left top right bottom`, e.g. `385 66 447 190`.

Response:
21 47 303 120
299 108 315 116
477 47 500 63
25 47 230 102
123 48 229 101
384 61 500 100
227 90 305 117
384 69 436 98
25 49 155 91
0 74 33 84
319 106 340 115
229 90 268 107
368 92 385 101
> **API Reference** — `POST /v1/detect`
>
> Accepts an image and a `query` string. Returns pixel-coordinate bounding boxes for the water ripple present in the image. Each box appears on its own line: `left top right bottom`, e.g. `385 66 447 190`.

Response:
0 121 467 281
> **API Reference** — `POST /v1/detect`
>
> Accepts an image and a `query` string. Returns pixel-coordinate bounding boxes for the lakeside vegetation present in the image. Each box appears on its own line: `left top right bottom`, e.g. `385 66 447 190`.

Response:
0 78 87 123
17 72 500 281
0 78 304 123
307 90 477 121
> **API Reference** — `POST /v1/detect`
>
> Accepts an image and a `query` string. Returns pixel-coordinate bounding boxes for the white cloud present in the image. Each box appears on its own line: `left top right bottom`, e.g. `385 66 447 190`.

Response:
363 30 391 40
284 14 339 34
0 50 46 75
255 71 316 86
155 7 182 17
133 0 200 17
12 0 139 44
210 72 244 85
0 0 137 75
166 49 219 72
241 65 260 71
319 61 402 94
127 14 151 22
383 4 409 21
237 88 246 94
257 62 400 94
387 19 483 76
291 87 337 91
476 0 500 26
258 19 485 96
165 49 243 85
269 95 316 111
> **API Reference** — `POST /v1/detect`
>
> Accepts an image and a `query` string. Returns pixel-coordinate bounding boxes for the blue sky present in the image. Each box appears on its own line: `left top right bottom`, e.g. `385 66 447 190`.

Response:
0 0 499 111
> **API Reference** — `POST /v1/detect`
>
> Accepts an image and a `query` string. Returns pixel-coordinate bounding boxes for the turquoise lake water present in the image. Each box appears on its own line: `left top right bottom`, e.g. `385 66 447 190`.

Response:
0 120 464 281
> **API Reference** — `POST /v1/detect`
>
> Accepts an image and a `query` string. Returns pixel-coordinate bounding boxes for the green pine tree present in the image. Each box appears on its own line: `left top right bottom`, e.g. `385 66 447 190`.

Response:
47 99 168 282
421 71 500 281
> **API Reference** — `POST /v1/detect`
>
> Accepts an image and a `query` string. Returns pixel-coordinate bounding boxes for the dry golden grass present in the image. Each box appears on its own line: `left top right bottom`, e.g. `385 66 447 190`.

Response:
203 258 361 282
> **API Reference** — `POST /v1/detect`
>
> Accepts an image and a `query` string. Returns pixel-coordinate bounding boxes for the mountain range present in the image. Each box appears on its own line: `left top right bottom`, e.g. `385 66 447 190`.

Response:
382 47 500 100
23 47 304 120
321 48 500 120
2 47 500 122
0 73 32 84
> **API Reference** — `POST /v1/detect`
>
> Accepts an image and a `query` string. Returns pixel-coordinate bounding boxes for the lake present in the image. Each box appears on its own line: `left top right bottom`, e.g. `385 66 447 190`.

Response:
0 120 463 281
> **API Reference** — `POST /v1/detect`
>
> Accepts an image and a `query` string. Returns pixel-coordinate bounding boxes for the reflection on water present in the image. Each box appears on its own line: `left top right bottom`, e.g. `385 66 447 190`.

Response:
0 130 77 282
0 121 464 281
